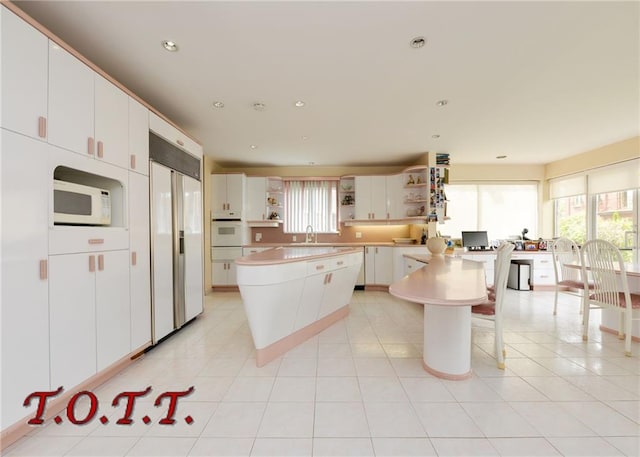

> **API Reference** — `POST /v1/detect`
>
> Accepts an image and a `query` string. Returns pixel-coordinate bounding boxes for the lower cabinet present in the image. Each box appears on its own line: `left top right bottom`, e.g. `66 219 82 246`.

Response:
49 250 130 390
212 247 242 286
364 245 393 285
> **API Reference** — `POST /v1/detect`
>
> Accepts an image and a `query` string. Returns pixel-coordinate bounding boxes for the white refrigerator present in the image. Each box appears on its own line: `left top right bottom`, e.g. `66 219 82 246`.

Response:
150 159 203 344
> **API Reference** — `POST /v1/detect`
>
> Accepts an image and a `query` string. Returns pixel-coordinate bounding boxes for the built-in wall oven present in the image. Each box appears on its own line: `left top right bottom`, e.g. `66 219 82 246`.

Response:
211 220 250 247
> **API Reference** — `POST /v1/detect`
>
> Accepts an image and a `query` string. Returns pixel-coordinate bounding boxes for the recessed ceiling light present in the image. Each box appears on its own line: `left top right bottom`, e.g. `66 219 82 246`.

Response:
302 136 309 140
436 100 448 107
496 155 507 159
432 134 440 139
250 145 257 149
212 101 224 108
294 100 306 107
410 37 426 48
161 40 178 52
253 103 266 111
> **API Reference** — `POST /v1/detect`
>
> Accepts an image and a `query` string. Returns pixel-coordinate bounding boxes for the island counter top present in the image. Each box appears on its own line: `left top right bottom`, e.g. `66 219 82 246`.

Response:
236 246 362 265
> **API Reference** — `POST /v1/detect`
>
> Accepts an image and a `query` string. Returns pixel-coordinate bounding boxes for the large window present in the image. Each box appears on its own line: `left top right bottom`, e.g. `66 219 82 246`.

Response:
441 183 538 241
283 179 338 233
555 195 587 245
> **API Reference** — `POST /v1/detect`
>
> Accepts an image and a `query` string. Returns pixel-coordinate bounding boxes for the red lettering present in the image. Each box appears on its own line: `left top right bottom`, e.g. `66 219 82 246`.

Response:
66 391 99 425
112 386 152 424
23 386 64 425
154 386 194 425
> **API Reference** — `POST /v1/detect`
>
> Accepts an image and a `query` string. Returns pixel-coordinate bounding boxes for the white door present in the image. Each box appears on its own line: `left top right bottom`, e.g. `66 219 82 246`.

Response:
48 40 94 156
386 174 404 219
128 97 149 175
374 246 394 285
129 172 151 350
370 176 387 220
364 246 376 284
211 174 228 218
1 7 48 140
295 271 327 328
150 163 174 342
1 131 50 427
49 253 97 390
94 74 128 168
95 250 130 371
183 175 204 321
246 176 267 221
355 176 372 220
225 174 245 219
211 260 229 286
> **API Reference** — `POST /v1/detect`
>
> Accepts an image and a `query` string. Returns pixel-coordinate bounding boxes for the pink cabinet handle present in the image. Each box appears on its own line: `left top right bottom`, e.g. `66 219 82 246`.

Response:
88 137 95 155
38 117 47 138
316 265 325 271
89 255 96 272
177 139 184 146
97 141 104 158
131 251 137 266
88 239 104 245
328 273 333 283
130 154 136 169
98 254 104 271
39 259 48 280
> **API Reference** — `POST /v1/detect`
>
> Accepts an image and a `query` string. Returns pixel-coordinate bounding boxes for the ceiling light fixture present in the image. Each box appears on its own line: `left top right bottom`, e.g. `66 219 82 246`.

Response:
302 136 309 140
432 134 440 139
294 100 306 107
436 100 448 107
308 161 315 166
496 155 507 159
212 101 224 108
161 40 178 52
253 103 266 111
410 36 426 49
250 145 257 149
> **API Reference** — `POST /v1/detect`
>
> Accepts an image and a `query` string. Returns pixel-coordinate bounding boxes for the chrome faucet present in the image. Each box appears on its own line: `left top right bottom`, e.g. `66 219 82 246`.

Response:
305 224 316 243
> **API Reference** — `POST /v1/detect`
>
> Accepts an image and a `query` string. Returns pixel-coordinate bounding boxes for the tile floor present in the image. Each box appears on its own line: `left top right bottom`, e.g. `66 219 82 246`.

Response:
4 290 639 456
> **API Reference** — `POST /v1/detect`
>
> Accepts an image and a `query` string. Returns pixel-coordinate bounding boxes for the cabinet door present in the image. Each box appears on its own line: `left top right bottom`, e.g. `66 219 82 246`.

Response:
211 260 229 286
183 175 204 321
364 246 376 284
370 176 387 220
319 267 350 319
246 177 267 221
374 246 393 285
225 174 245 219
1 7 48 140
355 176 372 220
128 97 149 175
49 253 97 390
48 41 94 156
129 172 151 350
1 131 50 427
385 174 404 219
96 250 130 371
295 271 327 329
150 163 174 343
211 174 228 219
94 75 128 169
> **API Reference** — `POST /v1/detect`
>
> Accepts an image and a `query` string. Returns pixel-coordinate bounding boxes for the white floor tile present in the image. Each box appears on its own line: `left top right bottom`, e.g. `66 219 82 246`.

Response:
317 357 357 377
65 437 138 456
400 377 456 403
488 437 561 456
250 438 312 456
413 402 484 438
605 400 640 422
4 436 84 457
318 343 353 358
187 438 253 456
430 438 499 456
200 402 266 438
363 402 425 438
358 377 408 402
312 438 374 456
257 402 314 438
442 377 504 402
353 357 396 377
223 377 275 402
547 436 624 456
316 377 362 402
314 402 370 438
461 402 539 437
559 401 640 437
389 358 432 377
482 377 549 401
603 436 640 457
269 377 316 402
145 402 217 437
509 402 597 437
277 358 317 377
125 437 196 456
521 376 595 401
187 376 234 402
372 437 436 456
237 358 282 377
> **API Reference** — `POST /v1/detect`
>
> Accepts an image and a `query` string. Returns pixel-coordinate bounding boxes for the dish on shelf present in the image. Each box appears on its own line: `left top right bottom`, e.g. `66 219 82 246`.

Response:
392 238 417 244
341 185 353 191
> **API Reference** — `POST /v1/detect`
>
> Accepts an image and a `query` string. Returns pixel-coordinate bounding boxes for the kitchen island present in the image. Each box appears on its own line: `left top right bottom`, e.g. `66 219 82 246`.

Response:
236 246 362 366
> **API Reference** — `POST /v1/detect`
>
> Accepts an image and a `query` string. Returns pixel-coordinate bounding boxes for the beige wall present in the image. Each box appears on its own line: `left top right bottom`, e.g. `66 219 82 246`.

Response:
218 165 407 177
449 163 546 182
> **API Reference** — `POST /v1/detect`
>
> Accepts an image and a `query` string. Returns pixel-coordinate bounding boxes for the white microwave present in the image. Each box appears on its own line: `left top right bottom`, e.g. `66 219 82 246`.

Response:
53 180 111 225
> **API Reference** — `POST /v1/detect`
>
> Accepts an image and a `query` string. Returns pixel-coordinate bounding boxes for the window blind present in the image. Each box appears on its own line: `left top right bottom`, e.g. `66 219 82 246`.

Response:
588 159 640 194
284 180 338 233
549 174 587 199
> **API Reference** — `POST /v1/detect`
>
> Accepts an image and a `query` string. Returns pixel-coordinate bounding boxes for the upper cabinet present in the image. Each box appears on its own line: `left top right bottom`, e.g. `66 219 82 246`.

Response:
48 41 95 157
246 176 283 226
402 166 429 221
1 7 48 141
149 112 202 158
94 75 129 169
354 175 387 220
246 177 267 222
211 173 246 220
128 98 149 175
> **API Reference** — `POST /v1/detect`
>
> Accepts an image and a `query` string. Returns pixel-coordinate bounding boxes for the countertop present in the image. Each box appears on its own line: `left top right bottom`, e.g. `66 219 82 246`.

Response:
243 242 398 248
236 246 362 265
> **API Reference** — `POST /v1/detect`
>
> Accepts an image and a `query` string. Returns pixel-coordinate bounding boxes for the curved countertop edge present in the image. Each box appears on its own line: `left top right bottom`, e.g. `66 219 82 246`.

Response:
389 255 488 306
242 242 399 248
236 246 363 265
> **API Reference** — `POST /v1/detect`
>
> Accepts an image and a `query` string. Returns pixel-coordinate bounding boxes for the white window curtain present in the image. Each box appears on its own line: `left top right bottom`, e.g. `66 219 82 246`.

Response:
549 174 587 199
588 159 640 194
284 179 338 233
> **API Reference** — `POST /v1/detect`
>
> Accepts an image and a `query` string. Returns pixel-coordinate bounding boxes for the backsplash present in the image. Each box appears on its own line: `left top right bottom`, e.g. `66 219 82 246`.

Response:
249 224 413 244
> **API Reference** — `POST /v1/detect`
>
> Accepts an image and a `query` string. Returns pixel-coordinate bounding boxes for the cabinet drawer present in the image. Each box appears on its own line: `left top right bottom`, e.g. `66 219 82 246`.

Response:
307 259 331 275
49 226 129 255
533 255 553 269
532 269 555 285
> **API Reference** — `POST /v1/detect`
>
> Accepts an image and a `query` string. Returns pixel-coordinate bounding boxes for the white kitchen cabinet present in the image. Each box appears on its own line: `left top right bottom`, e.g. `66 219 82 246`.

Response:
364 245 393 285
183 175 204 321
48 40 94 157
242 247 273 256
128 97 149 175
1 131 51 428
211 173 246 220
129 171 151 350
295 269 328 328
532 253 555 286
49 253 97 390
94 74 129 169
96 250 131 371
404 257 426 276
386 174 405 219
211 247 243 286
355 176 387 220
149 111 202 158
1 6 48 141
246 176 267 221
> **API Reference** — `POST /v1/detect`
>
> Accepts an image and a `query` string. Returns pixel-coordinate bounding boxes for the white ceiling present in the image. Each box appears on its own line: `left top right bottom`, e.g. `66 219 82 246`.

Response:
13 1 640 167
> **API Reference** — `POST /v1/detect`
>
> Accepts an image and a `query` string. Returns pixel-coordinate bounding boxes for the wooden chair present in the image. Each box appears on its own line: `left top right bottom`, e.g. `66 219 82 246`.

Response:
580 239 640 356
471 242 515 369
551 237 592 315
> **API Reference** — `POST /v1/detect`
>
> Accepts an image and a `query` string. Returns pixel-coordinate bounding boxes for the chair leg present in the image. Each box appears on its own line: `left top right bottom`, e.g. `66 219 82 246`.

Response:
624 310 632 357
582 301 590 342
618 312 625 340
495 318 505 370
553 287 558 316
